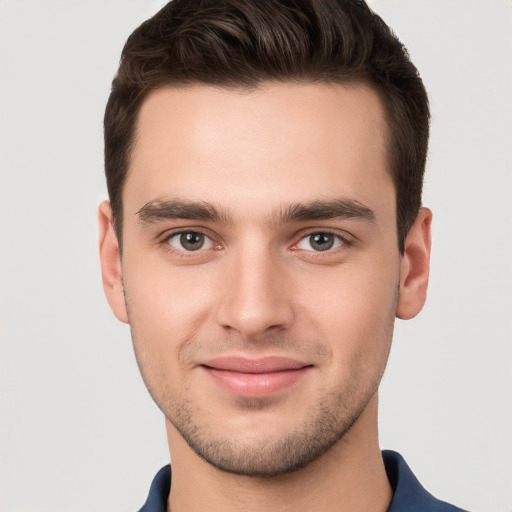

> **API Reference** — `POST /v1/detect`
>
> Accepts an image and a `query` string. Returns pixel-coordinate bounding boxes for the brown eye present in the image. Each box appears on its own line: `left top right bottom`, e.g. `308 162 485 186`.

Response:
167 231 214 251
180 232 204 251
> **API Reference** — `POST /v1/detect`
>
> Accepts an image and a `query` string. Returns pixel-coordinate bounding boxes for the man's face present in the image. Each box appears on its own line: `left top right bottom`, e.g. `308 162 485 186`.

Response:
111 83 404 475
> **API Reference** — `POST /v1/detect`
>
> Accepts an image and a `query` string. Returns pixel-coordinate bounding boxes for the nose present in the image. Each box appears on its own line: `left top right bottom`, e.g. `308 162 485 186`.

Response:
215 246 295 339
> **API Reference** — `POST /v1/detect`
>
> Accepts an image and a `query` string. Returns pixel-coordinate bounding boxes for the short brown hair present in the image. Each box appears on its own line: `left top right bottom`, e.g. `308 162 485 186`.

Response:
104 0 429 252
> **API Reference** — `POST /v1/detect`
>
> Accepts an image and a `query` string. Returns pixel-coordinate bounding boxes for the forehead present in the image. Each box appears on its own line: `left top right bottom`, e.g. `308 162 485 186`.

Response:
126 82 393 220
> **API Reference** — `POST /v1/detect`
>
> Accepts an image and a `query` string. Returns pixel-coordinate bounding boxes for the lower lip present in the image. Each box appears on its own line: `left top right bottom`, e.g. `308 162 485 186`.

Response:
202 366 312 398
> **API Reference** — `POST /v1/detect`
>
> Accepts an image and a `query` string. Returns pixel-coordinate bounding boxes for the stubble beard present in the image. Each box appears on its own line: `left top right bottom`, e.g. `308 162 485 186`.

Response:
166 376 381 477
131 333 392 478
126 287 397 477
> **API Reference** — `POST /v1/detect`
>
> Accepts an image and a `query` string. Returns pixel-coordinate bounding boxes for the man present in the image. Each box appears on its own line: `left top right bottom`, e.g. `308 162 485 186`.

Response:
98 1 466 510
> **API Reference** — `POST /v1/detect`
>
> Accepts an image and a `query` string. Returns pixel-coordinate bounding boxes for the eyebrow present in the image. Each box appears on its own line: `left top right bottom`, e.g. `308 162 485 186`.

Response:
136 199 234 224
271 198 376 225
136 197 375 225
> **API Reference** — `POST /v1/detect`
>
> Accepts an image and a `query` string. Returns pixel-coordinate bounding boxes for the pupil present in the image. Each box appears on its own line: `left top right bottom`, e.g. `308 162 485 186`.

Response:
181 232 204 251
311 233 334 251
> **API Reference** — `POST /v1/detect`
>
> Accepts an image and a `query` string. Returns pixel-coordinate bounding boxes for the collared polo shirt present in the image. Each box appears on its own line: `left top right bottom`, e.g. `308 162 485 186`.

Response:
138 450 468 511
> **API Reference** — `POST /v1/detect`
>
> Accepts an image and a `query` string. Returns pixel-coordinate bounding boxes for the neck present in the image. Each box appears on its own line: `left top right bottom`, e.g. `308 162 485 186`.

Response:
165 395 392 512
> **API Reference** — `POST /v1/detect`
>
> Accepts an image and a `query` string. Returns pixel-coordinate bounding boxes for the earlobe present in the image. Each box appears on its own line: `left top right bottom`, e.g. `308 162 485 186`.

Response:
98 201 129 324
396 207 432 320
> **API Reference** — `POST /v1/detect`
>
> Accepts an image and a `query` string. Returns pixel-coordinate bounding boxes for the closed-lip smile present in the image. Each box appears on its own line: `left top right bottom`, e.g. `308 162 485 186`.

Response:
200 356 313 398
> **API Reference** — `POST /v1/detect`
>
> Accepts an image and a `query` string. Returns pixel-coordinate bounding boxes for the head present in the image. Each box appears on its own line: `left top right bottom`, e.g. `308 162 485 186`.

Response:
99 0 432 478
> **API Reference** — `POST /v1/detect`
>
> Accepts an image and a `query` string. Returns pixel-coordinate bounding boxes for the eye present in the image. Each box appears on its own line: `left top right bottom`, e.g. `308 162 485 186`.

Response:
296 232 344 252
166 231 215 252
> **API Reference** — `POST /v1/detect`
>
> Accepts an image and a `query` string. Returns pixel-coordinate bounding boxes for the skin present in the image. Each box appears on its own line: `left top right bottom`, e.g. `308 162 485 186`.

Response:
99 83 432 512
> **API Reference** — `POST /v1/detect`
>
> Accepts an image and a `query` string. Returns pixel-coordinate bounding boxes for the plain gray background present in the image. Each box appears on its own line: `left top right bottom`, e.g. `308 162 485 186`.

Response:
0 1 510 511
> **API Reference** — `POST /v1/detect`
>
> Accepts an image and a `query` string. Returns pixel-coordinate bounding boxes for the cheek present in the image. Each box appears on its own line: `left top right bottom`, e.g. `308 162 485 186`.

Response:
298 259 399 325
123 263 202 402
122 254 216 341
296 258 399 368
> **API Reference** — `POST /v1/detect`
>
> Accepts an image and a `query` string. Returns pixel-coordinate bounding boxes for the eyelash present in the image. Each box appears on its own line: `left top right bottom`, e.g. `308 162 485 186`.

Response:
292 230 351 255
160 228 352 257
160 229 221 257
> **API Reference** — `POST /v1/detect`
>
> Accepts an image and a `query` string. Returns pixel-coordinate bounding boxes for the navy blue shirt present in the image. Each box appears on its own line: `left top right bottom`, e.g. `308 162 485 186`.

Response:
139 450 467 512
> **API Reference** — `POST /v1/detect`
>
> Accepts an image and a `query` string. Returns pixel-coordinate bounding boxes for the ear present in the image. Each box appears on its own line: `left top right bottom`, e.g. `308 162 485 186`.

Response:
396 207 433 320
98 201 129 324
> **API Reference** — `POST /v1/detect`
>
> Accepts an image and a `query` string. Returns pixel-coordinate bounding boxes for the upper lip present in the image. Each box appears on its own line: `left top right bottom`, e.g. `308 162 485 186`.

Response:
200 356 310 374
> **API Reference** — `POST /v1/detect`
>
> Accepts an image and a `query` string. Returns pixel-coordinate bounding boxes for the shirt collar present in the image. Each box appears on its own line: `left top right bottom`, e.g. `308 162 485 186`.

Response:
383 450 466 512
139 450 466 512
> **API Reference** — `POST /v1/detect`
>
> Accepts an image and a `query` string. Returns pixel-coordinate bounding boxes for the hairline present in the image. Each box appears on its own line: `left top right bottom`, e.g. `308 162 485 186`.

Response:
112 77 402 252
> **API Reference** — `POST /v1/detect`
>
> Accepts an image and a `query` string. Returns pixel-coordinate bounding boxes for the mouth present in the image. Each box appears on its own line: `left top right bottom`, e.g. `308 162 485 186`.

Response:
200 356 313 398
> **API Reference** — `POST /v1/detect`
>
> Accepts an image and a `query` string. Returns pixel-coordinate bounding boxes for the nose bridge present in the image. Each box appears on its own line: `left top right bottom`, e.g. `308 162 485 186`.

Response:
216 238 294 338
